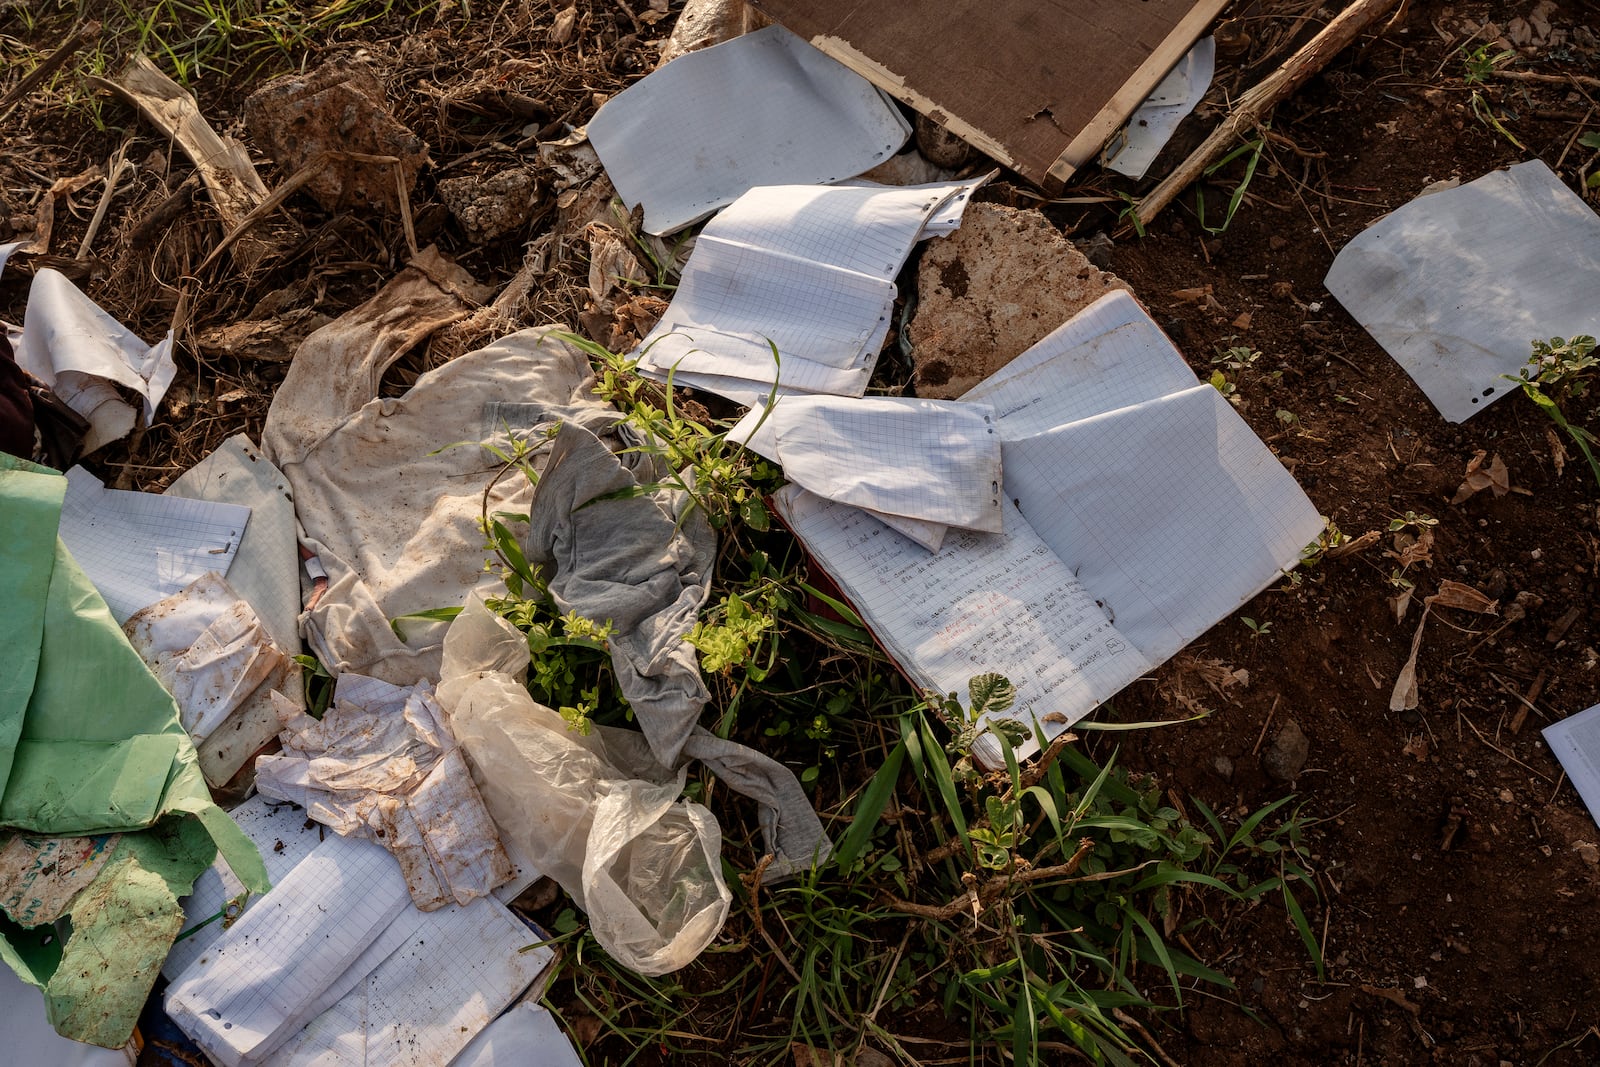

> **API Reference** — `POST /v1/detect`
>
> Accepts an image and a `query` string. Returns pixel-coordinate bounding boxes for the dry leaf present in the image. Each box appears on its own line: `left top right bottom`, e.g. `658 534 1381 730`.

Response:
584 222 643 302
1402 736 1430 762
1389 585 1414 622
1450 450 1513 503
1232 311 1253 330
1547 427 1567 477
1390 604 1431 711
1392 526 1434 569
1170 285 1213 303
1427 579 1498 614
550 4 578 43
1325 529 1381 560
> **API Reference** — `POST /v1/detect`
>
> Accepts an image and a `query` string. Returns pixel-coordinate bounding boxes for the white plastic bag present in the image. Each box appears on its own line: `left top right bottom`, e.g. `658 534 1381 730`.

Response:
439 598 732 976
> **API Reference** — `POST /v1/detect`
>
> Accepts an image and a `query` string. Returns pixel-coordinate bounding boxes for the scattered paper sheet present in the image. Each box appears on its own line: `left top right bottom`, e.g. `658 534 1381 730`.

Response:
1544 703 1600 827
735 395 1003 533
634 178 982 402
773 291 1325 766
255 673 514 911
449 1002 583 1067
1102 38 1215 179
8 268 176 453
123 573 296 787
57 465 249 623
165 435 303 656
589 25 911 235
1325 160 1600 422
166 833 553 1067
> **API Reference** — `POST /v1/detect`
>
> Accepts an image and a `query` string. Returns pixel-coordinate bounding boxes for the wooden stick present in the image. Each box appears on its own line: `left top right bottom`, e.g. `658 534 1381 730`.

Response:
1133 0 1402 229
0 21 100 126
1492 69 1600 91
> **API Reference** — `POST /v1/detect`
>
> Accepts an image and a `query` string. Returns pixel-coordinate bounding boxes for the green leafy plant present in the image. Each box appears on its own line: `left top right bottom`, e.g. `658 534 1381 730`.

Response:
1461 42 1515 85
1240 616 1272 639
1387 510 1439 534
1197 135 1266 235
1508 335 1600 489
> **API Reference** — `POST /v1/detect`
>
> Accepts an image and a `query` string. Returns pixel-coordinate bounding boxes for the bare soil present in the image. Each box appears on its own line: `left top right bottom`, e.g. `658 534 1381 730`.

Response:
4 0 1600 1063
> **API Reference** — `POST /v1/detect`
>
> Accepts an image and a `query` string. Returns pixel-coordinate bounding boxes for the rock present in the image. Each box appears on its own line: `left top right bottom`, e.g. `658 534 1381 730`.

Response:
243 58 429 214
1074 231 1115 270
438 167 540 244
914 113 973 170
908 202 1135 398
1262 720 1310 782
1214 754 1234 780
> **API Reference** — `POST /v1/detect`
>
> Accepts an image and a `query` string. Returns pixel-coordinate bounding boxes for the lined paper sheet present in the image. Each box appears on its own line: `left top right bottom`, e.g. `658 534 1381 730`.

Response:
57 466 250 623
588 25 911 235
166 435 303 656
774 485 1152 750
166 834 412 1067
162 796 328 981
636 179 981 400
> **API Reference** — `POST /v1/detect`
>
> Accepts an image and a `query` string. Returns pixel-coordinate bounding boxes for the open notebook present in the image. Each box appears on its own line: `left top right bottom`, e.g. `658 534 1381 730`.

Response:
773 291 1324 766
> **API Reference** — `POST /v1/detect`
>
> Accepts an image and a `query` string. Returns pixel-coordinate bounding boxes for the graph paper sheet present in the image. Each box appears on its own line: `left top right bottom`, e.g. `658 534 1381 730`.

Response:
56 465 249 624
635 179 982 400
588 25 911 235
1543 703 1600 829
774 293 1324 767
736 395 1003 533
1325 159 1600 422
166 832 552 1067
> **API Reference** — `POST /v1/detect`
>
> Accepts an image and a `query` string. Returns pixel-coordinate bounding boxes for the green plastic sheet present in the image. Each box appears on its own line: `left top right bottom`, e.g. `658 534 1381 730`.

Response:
0 454 268 1046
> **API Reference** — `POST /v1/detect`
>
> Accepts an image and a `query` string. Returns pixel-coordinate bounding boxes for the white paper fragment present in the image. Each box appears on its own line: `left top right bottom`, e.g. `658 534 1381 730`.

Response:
12 269 176 452
763 395 1003 533
1103 38 1216 180
1544 703 1600 828
634 178 982 400
589 25 911 235
448 1002 583 1067
1325 160 1600 422
57 466 250 623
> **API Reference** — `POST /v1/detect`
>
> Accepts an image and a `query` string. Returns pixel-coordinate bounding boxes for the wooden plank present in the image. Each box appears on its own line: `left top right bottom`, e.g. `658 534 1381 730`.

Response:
749 0 1229 189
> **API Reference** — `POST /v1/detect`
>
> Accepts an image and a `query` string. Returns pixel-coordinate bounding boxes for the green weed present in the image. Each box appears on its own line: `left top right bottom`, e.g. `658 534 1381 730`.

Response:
1509 335 1600 490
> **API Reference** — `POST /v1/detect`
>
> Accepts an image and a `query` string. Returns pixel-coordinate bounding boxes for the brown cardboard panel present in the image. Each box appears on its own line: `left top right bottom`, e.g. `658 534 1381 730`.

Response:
748 0 1228 187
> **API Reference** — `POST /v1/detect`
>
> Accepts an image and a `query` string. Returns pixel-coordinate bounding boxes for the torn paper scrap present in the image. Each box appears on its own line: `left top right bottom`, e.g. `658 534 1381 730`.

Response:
254 672 514 911
56 465 249 624
1102 37 1215 179
1325 159 1600 422
165 832 552 1067
10 268 176 453
589 25 910 234
123 573 297 788
736 395 1004 533
165 435 303 656
634 178 982 401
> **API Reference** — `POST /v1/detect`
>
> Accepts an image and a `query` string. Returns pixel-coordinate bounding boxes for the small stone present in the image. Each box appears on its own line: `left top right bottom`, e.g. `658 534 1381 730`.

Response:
438 167 540 243
1214 754 1234 780
1498 789 1514 803
1577 842 1599 866
1074 231 1116 270
1262 719 1310 782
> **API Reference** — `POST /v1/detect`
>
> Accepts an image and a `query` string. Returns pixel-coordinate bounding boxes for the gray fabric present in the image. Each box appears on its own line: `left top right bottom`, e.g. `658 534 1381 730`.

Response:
526 423 830 876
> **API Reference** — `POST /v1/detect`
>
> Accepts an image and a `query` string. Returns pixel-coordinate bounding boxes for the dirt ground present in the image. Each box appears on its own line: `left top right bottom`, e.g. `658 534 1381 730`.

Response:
3 0 1600 1063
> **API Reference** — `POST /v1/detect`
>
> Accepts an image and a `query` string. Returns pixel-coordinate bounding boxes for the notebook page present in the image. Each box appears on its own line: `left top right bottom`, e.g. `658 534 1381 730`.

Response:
58 465 250 624
961 290 1200 437
1542 703 1600 827
165 435 302 656
165 834 412 1067
707 181 973 278
1002 384 1325 667
771 396 1003 532
774 485 1152 757
267 898 552 1066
